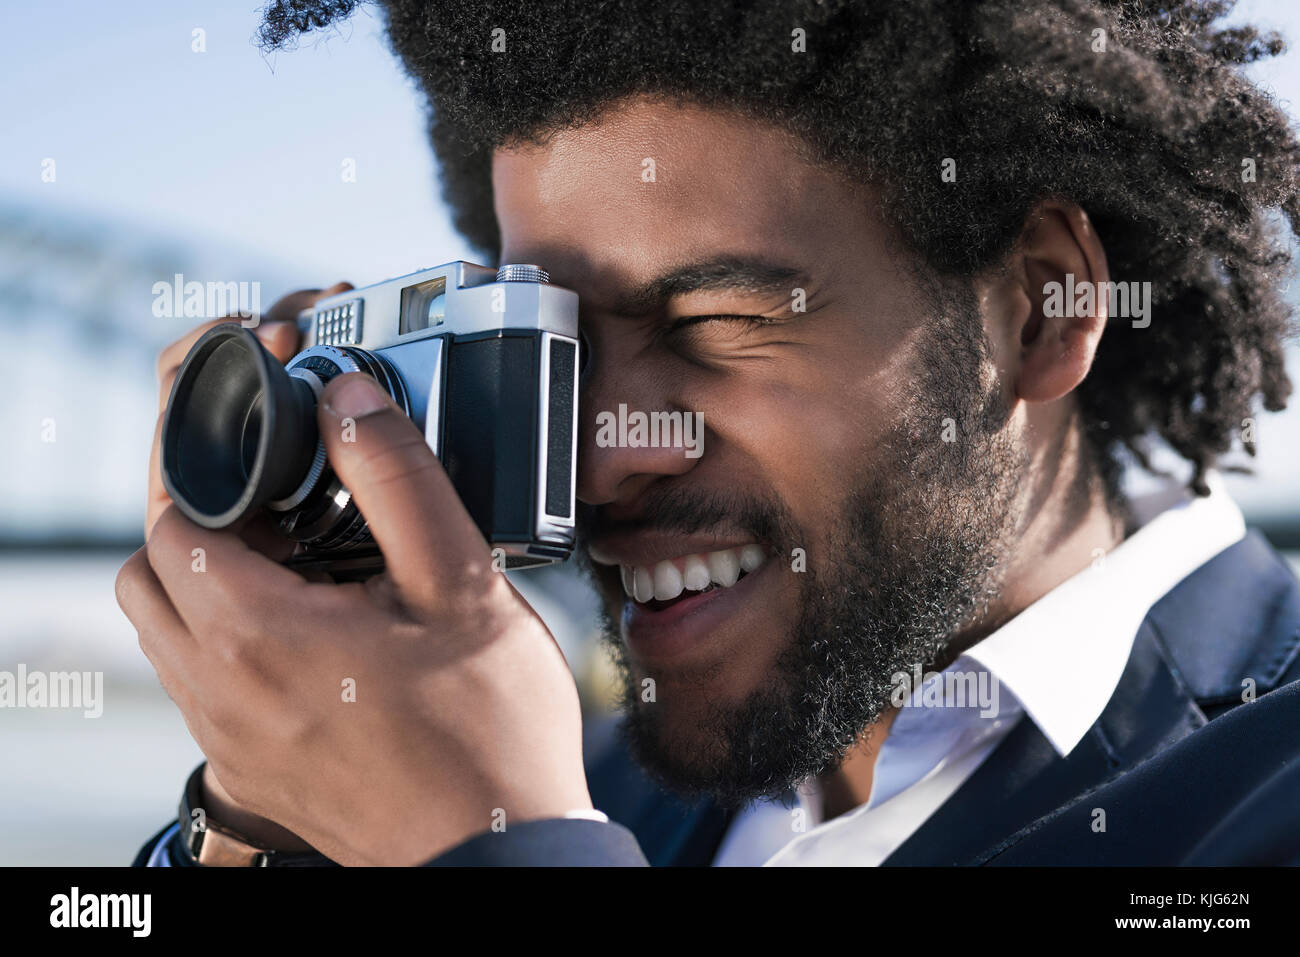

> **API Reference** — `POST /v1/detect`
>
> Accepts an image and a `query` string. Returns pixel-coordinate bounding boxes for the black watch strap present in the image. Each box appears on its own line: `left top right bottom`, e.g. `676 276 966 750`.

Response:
176 764 337 867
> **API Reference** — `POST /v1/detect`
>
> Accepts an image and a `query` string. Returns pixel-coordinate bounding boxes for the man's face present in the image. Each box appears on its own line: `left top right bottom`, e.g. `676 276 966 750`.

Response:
494 98 1027 805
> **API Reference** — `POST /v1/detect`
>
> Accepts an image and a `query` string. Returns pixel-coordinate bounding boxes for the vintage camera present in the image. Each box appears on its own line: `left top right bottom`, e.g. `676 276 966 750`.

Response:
160 261 579 578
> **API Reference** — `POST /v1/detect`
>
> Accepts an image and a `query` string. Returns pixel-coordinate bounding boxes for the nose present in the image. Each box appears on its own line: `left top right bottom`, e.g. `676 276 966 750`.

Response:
576 358 701 508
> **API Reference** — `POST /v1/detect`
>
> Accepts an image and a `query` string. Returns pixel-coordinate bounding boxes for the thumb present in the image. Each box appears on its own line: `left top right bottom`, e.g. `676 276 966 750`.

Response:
318 373 493 605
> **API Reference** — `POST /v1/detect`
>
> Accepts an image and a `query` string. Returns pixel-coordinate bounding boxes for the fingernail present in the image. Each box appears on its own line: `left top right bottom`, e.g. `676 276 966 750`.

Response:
326 375 389 419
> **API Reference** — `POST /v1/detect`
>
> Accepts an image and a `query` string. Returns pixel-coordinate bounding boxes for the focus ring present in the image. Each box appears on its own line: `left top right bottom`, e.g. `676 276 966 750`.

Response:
272 346 405 546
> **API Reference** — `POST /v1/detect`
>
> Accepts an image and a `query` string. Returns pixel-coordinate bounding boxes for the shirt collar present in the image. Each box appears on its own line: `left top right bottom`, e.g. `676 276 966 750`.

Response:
959 471 1246 757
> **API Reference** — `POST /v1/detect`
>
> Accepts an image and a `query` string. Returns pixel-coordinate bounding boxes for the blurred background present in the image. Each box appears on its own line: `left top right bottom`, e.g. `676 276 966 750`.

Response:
1 1 1297 864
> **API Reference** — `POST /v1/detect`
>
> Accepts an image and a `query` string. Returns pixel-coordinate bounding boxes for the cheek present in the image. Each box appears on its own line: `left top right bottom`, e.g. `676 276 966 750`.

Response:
690 356 906 534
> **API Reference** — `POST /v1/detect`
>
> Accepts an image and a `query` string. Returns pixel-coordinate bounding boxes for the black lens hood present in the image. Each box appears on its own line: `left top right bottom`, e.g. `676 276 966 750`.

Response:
160 324 318 529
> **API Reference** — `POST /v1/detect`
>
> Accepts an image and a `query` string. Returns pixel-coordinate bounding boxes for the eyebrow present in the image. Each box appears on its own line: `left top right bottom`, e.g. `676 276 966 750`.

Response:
609 257 809 315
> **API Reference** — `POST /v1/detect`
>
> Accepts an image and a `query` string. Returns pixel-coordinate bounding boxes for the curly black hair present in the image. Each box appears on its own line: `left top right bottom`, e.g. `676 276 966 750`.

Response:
259 0 1297 496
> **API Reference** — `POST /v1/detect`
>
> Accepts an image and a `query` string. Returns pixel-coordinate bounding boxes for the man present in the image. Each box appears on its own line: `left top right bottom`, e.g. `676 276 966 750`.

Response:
121 0 1300 867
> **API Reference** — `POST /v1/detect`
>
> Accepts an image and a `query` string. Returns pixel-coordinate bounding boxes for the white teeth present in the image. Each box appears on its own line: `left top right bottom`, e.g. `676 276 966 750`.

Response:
739 544 766 573
652 561 684 601
633 566 655 603
618 544 769 603
707 549 741 588
682 554 711 591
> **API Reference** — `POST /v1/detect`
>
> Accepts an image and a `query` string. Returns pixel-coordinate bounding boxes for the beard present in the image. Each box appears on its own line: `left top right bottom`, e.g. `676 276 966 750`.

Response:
580 286 1027 809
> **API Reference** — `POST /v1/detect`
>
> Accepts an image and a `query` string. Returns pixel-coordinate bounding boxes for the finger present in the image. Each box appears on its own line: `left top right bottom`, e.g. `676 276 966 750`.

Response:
233 510 300 563
146 412 168 538
264 281 353 324
146 505 312 638
116 546 186 637
115 548 196 707
147 486 296 563
318 373 492 607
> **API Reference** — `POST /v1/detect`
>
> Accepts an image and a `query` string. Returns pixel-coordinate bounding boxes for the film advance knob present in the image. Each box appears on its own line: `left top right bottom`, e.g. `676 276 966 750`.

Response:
495 263 549 283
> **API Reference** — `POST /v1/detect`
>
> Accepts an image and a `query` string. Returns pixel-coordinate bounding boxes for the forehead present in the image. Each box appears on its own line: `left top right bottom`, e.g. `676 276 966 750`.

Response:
491 97 883 304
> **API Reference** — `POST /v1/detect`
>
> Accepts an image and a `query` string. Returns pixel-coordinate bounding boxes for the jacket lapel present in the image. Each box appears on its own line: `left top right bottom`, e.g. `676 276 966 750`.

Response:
886 530 1295 864
883 619 1205 864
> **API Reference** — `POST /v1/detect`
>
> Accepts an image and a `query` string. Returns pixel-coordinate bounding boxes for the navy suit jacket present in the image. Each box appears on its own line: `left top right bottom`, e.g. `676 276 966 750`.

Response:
138 530 1300 866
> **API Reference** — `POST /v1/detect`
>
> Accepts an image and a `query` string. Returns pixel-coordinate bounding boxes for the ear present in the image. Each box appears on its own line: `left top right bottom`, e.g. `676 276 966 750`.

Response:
1010 202 1110 404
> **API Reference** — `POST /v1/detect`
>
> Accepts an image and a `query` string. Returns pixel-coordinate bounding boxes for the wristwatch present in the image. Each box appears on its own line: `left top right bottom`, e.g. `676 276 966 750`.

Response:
176 764 337 867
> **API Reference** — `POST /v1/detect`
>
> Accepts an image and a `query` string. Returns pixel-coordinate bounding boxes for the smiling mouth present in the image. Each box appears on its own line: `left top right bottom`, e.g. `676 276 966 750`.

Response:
617 544 770 609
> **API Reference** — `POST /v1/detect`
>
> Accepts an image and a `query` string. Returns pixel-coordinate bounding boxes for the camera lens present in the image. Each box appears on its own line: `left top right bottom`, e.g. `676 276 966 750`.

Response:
267 345 407 552
239 400 264 478
161 325 319 529
162 327 409 554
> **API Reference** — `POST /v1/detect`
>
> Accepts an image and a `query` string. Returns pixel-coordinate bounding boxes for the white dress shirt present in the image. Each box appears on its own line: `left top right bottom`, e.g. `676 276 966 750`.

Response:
713 473 1247 866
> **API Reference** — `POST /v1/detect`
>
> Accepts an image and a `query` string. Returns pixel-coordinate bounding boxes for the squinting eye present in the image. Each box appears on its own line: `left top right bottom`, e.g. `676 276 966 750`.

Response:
665 315 778 335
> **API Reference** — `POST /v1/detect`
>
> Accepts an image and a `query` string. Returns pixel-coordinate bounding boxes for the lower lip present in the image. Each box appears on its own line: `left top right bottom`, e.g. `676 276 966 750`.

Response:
621 559 775 662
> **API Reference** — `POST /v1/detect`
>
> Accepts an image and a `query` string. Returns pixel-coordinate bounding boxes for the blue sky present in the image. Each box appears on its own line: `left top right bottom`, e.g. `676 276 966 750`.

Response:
0 0 469 284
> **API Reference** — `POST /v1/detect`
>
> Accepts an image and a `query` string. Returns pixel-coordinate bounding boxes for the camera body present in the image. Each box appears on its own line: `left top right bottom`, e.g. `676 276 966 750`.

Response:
160 261 579 579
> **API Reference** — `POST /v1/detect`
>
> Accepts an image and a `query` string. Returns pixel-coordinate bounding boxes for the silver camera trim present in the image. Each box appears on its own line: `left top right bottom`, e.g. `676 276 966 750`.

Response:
536 330 579 539
295 261 579 567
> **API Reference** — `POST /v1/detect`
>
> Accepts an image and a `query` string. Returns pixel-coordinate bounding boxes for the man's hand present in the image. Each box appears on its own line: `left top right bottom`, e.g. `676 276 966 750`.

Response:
118 362 593 866
142 284 348 853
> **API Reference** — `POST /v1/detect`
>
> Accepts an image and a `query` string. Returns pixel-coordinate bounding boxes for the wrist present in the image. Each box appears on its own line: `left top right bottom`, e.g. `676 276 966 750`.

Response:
198 764 315 853
177 763 331 865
